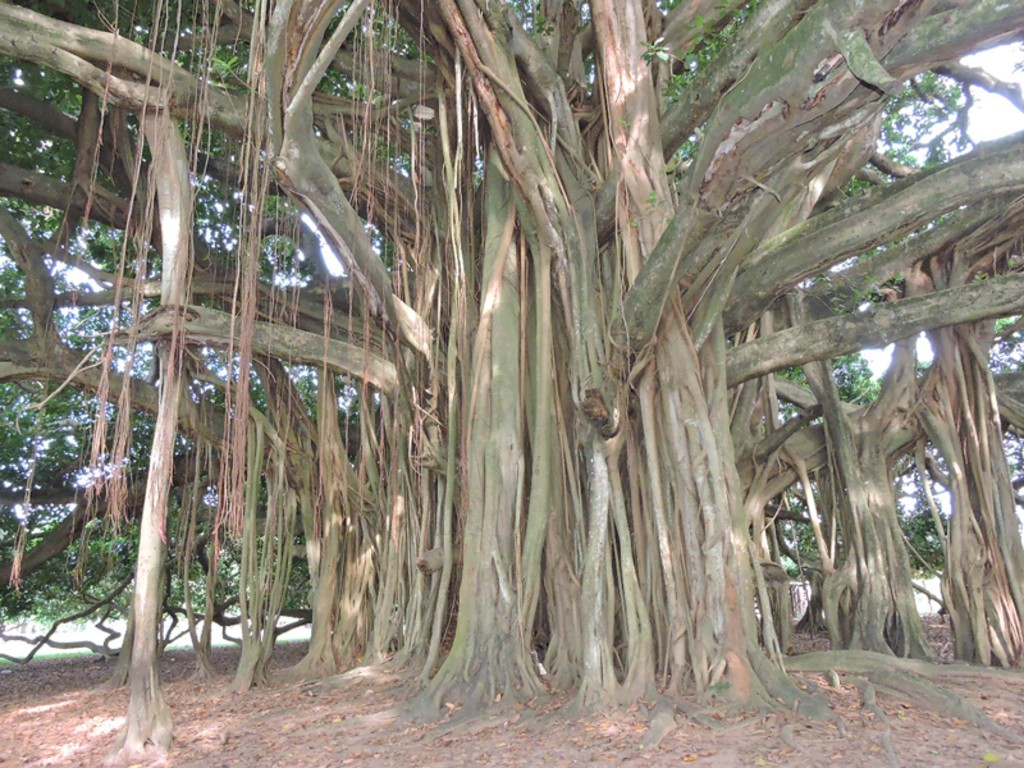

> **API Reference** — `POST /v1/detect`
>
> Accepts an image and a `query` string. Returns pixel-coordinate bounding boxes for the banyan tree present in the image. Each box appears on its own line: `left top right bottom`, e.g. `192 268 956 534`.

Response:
0 0 1023 762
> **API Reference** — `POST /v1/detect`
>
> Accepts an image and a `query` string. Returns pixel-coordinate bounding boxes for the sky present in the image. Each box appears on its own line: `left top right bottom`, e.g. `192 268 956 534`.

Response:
963 45 1024 142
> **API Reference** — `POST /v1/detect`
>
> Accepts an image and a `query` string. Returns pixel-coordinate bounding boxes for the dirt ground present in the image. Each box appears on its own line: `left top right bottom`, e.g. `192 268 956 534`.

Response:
2 618 1023 767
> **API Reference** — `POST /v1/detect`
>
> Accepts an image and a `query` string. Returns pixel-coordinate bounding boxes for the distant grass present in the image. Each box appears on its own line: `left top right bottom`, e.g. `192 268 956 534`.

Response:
0 648 90 666
0 625 310 666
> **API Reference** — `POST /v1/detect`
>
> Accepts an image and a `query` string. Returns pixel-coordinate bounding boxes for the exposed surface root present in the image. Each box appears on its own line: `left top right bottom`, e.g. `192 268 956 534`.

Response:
424 704 532 743
858 680 888 723
750 645 838 723
409 666 548 727
788 649 1022 681
640 702 678 749
865 669 1021 743
674 698 769 732
778 723 812 757
872 727 899 768
857 680 898 767
788 650 1024 743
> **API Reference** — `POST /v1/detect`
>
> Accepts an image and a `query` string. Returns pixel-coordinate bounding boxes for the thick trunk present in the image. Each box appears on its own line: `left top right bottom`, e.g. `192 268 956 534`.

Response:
646 318 764 699
111 496 171 760
805 354 932 659
280 422 343 680
423 153 541 710
294 509 344 679
923 320 1024 667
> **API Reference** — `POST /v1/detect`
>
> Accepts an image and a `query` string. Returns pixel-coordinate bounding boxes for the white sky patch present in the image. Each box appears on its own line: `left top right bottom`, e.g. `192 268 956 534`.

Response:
862 334 935 379
61 264 103 290
861 345 893 378
963 47 1024 143
10 503 30 524
300 213 346 277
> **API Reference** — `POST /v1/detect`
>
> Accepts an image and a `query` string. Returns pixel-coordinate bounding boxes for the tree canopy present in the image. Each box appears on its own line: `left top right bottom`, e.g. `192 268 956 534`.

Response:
1 0 1023 761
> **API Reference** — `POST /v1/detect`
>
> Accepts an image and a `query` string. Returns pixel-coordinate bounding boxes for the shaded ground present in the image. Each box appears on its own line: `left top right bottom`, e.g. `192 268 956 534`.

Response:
1 618 1022 767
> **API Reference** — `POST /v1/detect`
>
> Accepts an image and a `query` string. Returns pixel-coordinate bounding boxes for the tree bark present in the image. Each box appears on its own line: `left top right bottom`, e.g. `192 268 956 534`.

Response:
423 151 541 711
107 109 193 763
921 266 1024 666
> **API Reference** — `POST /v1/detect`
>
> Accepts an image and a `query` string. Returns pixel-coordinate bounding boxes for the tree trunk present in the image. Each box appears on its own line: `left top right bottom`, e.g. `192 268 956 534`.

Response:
922 270 1024 666
107 109 192 763
423 151 542 711
805 351 932 659
231 418 298 692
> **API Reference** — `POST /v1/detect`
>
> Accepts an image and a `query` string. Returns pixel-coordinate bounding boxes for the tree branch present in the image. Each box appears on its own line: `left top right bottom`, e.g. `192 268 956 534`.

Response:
133 304 399 395
727 132 1024 331
727 272 1024 385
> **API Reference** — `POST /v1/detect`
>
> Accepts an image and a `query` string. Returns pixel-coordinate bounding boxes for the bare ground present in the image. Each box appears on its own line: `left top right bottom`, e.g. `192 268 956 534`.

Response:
1 618 1022 767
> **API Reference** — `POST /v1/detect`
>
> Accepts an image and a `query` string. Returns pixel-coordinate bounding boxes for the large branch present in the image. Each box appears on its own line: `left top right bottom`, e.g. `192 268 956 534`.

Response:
937 62 1024 114
0 163 129 230
998 372 1024 432
0 3 246 133
660 0 810 159
726 272 1024 385
0 3 429 301
623 0 945 353
134 305 399 395
883 0 1024 77
727 132 1024 331
807 197 1014 312
0 87 77 139
0 460 192 585
266 0 431 359
0 337 229 448
633 0 1024 355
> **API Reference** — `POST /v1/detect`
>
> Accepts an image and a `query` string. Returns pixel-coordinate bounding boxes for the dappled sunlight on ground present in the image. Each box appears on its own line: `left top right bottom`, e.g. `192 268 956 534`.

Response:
13 697 78 716
72 714 124 737
1 632 1023 767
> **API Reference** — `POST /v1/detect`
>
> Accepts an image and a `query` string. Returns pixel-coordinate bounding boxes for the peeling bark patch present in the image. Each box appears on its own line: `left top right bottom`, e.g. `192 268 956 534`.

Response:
812 53 844 84
802 60 851 112
700 100 789 202
879 0 924 37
